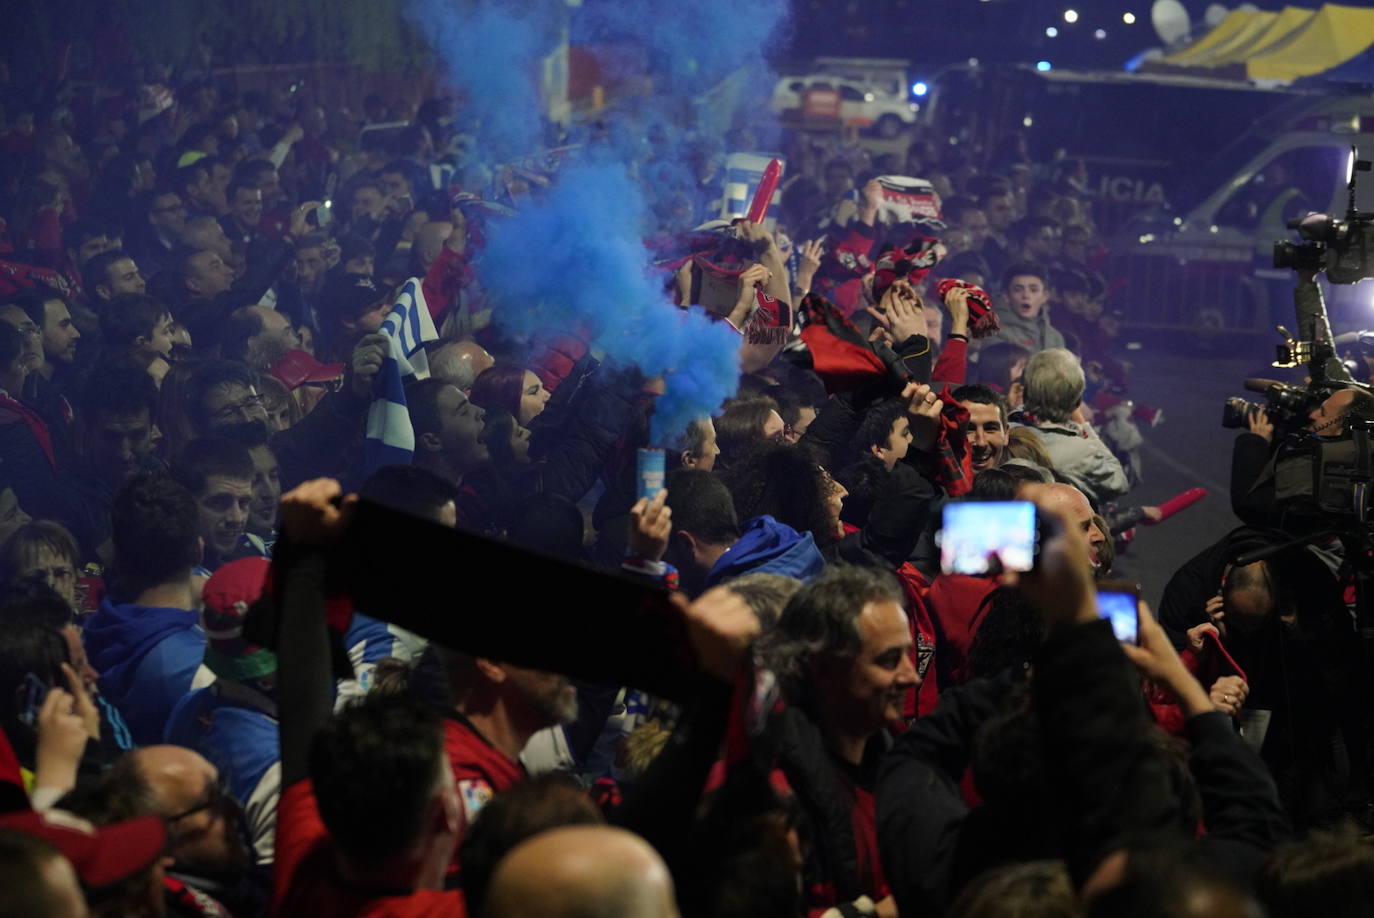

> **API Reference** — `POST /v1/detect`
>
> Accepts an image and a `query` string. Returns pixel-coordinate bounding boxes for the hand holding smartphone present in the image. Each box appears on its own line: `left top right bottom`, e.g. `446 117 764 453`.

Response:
637 448 666 504
939 501 1038 576
17 672 50 728
1096 580 1141 644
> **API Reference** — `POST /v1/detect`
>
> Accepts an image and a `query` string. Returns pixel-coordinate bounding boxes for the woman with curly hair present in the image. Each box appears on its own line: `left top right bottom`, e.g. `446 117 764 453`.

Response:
721 440 847 546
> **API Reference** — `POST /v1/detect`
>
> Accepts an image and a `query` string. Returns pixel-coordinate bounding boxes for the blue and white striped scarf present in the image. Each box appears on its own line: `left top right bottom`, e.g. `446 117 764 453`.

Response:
360 277 439 476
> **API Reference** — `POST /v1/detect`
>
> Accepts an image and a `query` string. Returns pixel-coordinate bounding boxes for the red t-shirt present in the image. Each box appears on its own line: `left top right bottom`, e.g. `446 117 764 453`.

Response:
271 779 467 918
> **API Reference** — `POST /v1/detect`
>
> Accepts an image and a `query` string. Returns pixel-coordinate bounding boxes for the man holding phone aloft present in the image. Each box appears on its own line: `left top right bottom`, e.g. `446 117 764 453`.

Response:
879 493 1286 915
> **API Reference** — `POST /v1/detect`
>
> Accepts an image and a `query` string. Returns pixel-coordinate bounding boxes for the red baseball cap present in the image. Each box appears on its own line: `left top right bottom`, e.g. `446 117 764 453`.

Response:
0 809 166 888
201 557 276 681
269 349 346 391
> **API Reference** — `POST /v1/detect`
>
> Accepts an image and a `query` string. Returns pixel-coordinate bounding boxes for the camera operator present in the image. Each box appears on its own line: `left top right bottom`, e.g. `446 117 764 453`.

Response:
1230 388 1374 531
1159 524 1364 830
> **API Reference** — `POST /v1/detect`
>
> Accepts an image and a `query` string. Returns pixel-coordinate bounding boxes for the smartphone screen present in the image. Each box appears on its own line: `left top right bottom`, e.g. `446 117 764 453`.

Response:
17 672 49 728
636 448 665 503
939 500 1037 576
1096 586 1140 644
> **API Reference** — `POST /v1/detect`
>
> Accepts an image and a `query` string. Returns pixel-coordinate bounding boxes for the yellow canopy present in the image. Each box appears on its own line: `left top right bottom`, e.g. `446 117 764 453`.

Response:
1190 6 1314 67
1161 9 1260 64
1162 10 1272 65
1248 3 1374 81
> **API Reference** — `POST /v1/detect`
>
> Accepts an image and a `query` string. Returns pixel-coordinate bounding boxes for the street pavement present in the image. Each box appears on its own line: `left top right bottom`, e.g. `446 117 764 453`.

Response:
1106 337 1284 607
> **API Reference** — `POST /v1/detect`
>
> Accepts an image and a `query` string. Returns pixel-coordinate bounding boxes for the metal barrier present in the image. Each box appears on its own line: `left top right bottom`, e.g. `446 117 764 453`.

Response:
1102 250 1274 336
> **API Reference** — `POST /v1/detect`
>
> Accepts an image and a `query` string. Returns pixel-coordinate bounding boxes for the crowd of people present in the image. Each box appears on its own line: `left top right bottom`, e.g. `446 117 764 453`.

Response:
0 50 1372 918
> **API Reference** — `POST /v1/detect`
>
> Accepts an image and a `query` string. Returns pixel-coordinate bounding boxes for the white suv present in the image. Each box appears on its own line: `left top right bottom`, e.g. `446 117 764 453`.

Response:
771 75 919 138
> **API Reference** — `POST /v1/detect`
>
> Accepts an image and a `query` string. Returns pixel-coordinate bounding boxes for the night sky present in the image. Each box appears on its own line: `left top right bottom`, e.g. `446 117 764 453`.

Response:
785 0 1249 72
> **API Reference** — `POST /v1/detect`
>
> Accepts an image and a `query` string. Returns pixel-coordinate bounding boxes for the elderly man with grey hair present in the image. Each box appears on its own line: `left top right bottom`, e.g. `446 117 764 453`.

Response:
1018 348 1130 503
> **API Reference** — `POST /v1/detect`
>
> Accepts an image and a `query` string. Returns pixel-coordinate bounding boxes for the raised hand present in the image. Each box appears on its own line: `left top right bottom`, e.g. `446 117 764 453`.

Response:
902 382 945 451
629 490 672 562
942 285 971 337
1121 603 1215 717
279 479 357 546
673 585 761 682
349 332 389 398
795 239 824 296
289 200 322 239
1208 675 1249 717
867 281 926 346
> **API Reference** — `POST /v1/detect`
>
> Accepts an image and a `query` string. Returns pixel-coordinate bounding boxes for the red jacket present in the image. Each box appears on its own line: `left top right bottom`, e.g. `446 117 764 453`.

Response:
925 573 998 686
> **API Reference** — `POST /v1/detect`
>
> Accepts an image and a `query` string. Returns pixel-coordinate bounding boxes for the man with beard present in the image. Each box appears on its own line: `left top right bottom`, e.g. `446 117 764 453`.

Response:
4 291 80 392
84 249 148 307
105 744 259 915
422 640 580 881
172 437 264 573
0 295 77 462
953 383 1008 473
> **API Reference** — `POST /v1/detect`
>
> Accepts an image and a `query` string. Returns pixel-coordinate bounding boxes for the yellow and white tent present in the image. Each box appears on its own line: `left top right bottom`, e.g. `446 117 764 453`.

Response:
1150 3 1374 84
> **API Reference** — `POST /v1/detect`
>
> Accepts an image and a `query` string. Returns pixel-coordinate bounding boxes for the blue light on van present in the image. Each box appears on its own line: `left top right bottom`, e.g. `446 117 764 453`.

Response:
912 82 929 97
1036 60 1053 72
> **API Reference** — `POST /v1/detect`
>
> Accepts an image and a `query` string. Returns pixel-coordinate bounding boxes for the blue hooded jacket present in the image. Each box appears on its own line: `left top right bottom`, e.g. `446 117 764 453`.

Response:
84 597 207 746
706 515 827 588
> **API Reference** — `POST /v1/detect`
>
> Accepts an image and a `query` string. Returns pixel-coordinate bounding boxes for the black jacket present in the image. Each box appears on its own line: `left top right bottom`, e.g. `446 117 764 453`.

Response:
1034 621 1287 888
876 670 1043 916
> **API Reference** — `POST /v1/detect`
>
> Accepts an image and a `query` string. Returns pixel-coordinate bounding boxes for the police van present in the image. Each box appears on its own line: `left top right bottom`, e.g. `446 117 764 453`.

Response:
925 65 1373 339
1114 98 1374 339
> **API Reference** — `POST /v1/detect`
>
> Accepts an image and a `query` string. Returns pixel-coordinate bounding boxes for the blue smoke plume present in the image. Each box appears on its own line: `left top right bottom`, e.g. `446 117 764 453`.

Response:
572 0 788 86
406 0 558 165
405 0 791 442
477 158 742 441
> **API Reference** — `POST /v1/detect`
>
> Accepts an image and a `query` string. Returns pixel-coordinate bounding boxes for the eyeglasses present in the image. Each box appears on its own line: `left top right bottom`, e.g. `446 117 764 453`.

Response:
165 778 241 848
152 203 187 215
209 393 267 424
166 779 231 824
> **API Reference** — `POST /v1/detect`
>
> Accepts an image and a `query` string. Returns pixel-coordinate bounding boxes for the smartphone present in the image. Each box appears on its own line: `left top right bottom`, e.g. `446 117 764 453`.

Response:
17 672 49 728
636 448 666 504
317 172 338 228
1096 581 1141 644
938 500 1037 576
